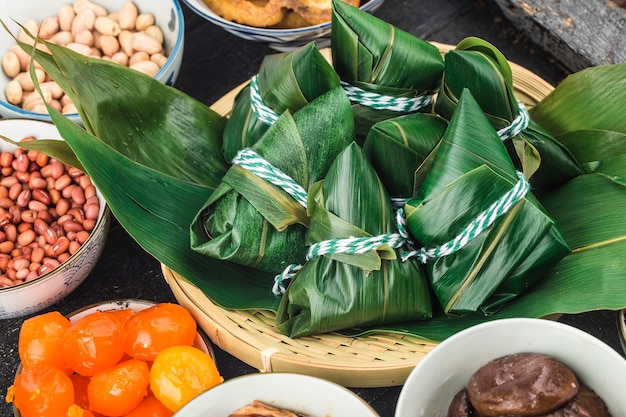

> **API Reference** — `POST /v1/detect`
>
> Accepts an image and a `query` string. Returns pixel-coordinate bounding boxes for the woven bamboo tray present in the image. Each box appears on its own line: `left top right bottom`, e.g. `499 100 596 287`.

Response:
163 43 556 388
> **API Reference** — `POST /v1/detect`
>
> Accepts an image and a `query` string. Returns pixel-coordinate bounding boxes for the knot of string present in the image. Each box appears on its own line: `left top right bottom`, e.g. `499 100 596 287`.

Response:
497 102 529 141
231 148 308 208
340 81 434 112
249 74 280 125
401 171 530 263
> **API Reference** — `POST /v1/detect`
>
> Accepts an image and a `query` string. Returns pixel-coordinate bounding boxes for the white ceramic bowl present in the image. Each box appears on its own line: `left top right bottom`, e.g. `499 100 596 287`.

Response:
395 318 626 417
0 0 185 123
0 118 110 319
174 373 380 417
182 0 385 51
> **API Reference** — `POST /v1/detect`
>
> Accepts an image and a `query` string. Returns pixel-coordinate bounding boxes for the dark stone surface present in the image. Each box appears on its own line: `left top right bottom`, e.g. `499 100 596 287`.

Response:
488 0 626 72
0 2 623 417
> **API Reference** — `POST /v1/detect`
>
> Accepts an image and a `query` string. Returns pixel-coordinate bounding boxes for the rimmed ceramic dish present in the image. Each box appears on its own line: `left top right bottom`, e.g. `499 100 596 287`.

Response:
394 318 626 417
174 373 380 416
182 0 386 51
0 0 185 123
0 118 111 319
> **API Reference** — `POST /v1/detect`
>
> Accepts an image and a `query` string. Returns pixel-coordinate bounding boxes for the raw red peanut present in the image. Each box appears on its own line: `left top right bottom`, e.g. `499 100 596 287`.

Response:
32 189 51 205
20 210 37 224
56 198 70 216
58 252 70 263
69 240 81 255
9 182 22 201
83 219 96 232
1 167 12 177
54 174 72 191
0 189 6 199
71 186 86 205
0 241 14 254
1 176 18 188
50 160 65 179
29 176 48 190
67 208 85 224
67 166 84 178
35 152 50 168
17 230 36 247
37 210 53 224
15 153 29 172
33 219 49 236
84 184 96 199
75 230 90 244
0 197 13 209
31 247 45 264
49 236 70 258
84 201 99 220
63 220 83 233
0 276 14 287
16 190 31 208
5 224 16 242
43 227 58 245
15 170 31 184
0 152 13 167
9 206 21 223
17 222 32 234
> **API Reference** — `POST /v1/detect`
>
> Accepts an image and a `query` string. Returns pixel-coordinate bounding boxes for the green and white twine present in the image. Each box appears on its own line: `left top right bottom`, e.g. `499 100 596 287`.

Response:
231 148 308 208
401 171 530 263
340 81 434 112
249 75 280 125
273 171 529 296
497 102 529 141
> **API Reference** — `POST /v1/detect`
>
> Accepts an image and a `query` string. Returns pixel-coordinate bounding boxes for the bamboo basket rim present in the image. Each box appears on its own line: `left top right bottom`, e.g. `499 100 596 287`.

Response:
163 43 555 388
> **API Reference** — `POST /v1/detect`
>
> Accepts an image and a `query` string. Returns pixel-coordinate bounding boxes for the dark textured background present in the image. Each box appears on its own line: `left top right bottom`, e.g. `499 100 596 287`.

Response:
1 1 623 416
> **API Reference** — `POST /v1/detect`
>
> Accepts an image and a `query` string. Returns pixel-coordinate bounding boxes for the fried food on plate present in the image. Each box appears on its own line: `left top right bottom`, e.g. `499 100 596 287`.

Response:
284 0 360 25
203 0 288 27
203 0 362 28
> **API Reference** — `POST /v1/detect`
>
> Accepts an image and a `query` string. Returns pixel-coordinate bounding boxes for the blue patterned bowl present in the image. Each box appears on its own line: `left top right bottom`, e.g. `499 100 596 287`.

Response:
182 0 386 51
0 0 185 123
0 119 111 319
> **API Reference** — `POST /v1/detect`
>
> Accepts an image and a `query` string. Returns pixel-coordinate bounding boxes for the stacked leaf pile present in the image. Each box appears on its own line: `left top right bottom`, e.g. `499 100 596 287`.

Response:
9 0 626 341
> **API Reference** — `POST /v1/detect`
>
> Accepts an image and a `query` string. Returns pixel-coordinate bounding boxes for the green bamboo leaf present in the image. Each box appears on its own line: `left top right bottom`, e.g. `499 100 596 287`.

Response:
46 105 279 311
275 142 432 337
556 129 626 175
331 0 444 137
530 64 626 136
362 113 447 199
22 38 229 188
0 136 83 171
222 43 340 161
435 40 583 190
191 87 355 274
406 90 569 315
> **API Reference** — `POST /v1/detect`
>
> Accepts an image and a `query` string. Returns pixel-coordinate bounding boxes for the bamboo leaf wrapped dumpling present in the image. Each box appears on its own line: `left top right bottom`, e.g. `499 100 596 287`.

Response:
275 142 432 338
404 89 570 315
331 0 444 138
222 42 340 161
362 113 448 201
435 37 583 192
191 87 354 274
